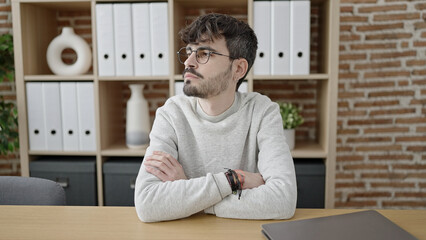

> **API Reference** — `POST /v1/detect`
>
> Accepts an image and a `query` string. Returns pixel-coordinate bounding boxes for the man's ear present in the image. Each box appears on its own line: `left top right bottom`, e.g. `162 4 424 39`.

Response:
233 58 248 82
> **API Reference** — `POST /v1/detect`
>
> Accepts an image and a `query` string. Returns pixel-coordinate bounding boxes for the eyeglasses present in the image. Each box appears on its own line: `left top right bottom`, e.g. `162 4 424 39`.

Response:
177 47 236 65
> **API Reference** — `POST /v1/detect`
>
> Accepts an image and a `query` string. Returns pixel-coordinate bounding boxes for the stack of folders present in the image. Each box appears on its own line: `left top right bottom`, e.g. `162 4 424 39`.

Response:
26 82 96 152
96 2 169 77
253 0 310 75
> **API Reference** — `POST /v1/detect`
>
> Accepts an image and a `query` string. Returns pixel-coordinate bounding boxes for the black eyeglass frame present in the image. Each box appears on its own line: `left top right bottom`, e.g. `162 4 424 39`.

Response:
177 47 237 65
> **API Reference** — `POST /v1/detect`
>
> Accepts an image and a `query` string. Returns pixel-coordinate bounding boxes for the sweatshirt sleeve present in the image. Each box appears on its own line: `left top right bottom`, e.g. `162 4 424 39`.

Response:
134 107 233 222
204 103 297 220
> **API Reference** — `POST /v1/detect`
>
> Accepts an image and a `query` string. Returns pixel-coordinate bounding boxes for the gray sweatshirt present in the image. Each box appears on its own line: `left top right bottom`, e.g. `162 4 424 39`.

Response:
134 92 297 222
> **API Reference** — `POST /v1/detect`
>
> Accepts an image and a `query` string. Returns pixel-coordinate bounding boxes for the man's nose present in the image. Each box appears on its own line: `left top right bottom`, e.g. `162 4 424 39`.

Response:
184 51 198 68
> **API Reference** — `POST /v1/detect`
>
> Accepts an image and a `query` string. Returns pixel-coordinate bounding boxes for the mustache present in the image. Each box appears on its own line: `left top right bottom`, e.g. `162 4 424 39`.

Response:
182 68 204 79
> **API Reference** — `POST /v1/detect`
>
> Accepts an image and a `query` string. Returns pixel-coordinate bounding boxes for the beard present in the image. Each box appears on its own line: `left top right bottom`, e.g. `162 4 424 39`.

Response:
183 64 233 98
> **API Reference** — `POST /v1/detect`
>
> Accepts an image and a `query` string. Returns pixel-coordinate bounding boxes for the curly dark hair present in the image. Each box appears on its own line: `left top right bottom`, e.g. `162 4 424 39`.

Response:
179 13 258 90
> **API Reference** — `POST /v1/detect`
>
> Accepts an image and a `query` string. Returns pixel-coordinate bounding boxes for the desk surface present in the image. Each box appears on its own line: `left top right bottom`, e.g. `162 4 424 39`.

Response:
0 206 425 240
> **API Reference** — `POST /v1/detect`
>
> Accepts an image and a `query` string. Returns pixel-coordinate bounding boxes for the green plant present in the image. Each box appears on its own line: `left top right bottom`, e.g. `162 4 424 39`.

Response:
0 33 19 155
278 102 304 129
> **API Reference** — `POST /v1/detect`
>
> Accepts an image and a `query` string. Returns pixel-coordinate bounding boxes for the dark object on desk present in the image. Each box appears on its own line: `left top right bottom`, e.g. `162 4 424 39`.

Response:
294 159 325 208
261 210 418 240
30 157 97 206
0 176 66 205
103 158 142 206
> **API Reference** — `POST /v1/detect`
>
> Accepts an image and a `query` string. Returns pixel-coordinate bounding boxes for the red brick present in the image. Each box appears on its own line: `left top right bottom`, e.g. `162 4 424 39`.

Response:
395 192 426 198
370 108 416 116
338 101 350 108
0 6 11 11
356 23 404 32
339 72 358 79
354 100 399 108
340 0 376 3
339 53 367 60
351 81 394 88
359 4 406 13
362 172 407 179
369 90 415 97
369 154 413 161
340 16 369 22
337 129 360 135
354 60 400 70
336 155 364 162
393 164 426 170
413 79 426 85
355 145 402 152
347 192 392 198
346 137 392 143
413 69 426 76
366 32 412 40
417 127 426 132
338 110 367 117
406 146 426 152
336 173 355 179
382 201 426 207
344 164 389 170
341 6 354 13
371 182 415 188
336 182 366 188
335 201 377 208
414 22 426 30
370 50 416 60
374 13 420 21
339 64 350 70
395 136 426 142
340 34 362 41
337 146 354 152
339 92 365 98
348 119 393 125
396 117 426 124
415 3 426 10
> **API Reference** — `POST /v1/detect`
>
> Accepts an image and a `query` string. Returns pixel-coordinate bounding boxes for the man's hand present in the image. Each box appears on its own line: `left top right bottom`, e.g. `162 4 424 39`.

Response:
235 170 265 190
144 151 187 182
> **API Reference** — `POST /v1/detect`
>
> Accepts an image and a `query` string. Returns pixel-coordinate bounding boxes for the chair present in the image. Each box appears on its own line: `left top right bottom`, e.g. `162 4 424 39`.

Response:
0 176 66 205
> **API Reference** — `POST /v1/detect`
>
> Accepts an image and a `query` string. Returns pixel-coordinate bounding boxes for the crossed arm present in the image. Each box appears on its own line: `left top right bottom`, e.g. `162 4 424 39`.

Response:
144 151 265 190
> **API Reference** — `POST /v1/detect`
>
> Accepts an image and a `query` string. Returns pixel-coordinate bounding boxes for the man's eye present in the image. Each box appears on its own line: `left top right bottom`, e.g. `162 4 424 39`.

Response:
197 51 209 58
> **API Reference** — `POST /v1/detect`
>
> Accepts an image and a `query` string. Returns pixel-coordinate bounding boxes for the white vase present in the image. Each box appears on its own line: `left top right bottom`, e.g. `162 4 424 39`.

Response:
284 129 295 150
46 27 92 75
126 84 150 149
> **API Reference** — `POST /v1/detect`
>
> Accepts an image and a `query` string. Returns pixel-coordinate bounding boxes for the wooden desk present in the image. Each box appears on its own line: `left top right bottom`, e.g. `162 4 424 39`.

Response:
0 206 425 240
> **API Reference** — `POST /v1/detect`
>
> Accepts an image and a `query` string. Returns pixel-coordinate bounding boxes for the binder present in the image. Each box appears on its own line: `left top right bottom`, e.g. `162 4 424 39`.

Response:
42 82 63 151
271 0 291 75
113 3 134 76
60 82 80 151
26 82 47 151
290 0 310 75
238 81 248 93
150 2 169 76
174 81 184 96
253 0 271 75
77 82 96 151
96 4 115 76
132 3 152 76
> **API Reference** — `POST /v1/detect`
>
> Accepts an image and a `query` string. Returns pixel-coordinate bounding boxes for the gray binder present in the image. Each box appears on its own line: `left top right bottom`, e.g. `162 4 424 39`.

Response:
262 210 418 240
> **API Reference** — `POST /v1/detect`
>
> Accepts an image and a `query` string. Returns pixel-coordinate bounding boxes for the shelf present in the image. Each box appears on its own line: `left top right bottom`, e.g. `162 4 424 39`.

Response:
101 142 148 157
291 141 327 159
98 76 170 81
254 74 329 80
24 75 94 81
28 150 96 156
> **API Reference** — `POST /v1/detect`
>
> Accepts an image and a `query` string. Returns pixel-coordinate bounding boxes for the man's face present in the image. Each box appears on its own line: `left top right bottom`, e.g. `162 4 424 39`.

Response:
182 37 234 98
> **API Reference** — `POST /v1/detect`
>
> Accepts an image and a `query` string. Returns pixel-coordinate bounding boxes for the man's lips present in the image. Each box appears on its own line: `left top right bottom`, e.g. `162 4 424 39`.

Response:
184 73 199 79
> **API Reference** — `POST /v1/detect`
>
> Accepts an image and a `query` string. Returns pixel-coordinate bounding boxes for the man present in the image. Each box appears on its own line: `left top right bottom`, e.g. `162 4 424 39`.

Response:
134 13 297 222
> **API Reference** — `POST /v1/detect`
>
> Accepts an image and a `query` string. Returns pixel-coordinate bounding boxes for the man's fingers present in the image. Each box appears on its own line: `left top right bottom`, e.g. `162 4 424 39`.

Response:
145 166 168 181
153 151 179 167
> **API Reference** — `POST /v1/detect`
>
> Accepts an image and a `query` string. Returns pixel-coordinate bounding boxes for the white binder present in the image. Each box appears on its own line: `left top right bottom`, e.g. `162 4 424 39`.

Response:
150 2 169 76
96 4 115 76
132 3 152 76
271 0 291 75
42 82 63 151
290 0 310 75
113 3 134 76
26 82 47 151
238 81 248 93
174 81 184 96
253 1 271 75
77 82 96 151
60 82 79 151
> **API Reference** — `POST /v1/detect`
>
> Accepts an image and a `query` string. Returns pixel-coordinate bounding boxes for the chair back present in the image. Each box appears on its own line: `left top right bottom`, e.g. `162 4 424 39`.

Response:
0 176 66 205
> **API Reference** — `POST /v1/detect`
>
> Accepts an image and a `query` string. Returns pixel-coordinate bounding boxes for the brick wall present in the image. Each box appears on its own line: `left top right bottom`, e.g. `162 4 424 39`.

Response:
337 0 426 208
1 0 425 209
